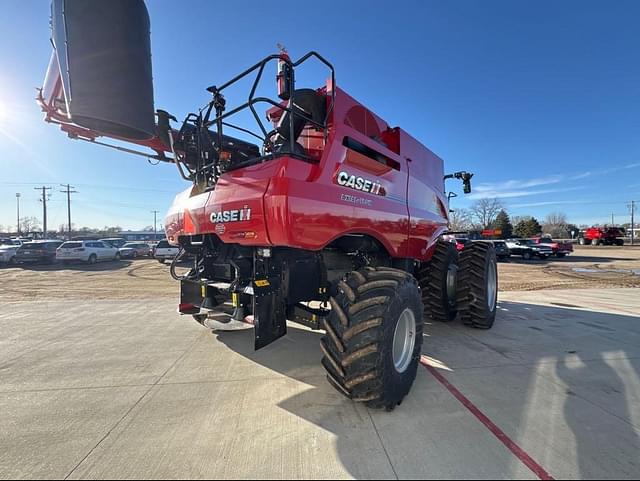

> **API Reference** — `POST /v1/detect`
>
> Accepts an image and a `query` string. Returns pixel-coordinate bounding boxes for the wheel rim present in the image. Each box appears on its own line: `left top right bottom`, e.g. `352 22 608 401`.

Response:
392 308 417 374
487 259 497 311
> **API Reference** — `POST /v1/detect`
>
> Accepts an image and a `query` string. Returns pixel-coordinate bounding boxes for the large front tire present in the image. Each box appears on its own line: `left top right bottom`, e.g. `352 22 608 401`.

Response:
321 267 423 410
417 241 459 322
458 242 498 329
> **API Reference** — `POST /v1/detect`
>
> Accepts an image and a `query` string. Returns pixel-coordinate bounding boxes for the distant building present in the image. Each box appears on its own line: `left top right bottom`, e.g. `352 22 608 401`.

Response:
117 230 166 242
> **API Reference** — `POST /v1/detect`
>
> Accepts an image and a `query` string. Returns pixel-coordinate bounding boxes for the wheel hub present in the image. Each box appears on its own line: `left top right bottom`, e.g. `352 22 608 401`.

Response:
392 308 417 373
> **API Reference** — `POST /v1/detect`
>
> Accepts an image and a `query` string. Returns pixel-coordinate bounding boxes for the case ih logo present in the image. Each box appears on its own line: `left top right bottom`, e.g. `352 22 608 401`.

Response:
210 207 252 224
336 171 384 196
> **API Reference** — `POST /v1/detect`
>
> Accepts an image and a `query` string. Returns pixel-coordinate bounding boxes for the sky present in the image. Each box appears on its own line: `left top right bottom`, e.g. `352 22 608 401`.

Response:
0 0 639 231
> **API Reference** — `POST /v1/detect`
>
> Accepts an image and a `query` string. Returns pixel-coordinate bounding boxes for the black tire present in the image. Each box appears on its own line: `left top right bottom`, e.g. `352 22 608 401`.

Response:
522 251 532 261
88 254 98 265
458 242 498 330
321 267 424 410
556 253 566 258
416 241 459 322
616 239 624 246
159 259 166 264
592 239 600 246
114 252 121 261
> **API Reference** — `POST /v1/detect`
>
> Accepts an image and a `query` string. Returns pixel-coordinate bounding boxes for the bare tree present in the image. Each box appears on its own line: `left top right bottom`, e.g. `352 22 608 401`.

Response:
19 217 41 233
449 208 473 231
543 211 570 238
470 198 504 230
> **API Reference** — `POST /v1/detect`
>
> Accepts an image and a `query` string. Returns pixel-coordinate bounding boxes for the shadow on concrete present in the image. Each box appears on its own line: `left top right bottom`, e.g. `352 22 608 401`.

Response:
506 255 636 265
16 260 134 272
214 301 640 479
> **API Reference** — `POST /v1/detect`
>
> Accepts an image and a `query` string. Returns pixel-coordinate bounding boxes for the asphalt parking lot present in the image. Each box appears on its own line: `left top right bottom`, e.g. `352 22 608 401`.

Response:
1 282 639 479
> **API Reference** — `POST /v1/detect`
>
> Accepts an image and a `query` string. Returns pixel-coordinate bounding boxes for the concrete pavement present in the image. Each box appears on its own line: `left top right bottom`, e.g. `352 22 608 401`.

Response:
1 289 639 479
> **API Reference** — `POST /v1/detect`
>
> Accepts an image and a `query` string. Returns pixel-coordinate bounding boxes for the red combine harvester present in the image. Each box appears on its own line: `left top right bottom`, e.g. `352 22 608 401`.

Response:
38 0 497 410
579 227 626 246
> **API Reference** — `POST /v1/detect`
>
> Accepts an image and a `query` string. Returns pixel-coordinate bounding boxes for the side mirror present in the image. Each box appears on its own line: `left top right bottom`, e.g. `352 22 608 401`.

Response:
444 171 474 195
461 172 473 194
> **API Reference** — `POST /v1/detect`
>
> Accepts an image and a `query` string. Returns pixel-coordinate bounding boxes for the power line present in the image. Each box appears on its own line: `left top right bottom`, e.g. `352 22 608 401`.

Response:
0 181 177 193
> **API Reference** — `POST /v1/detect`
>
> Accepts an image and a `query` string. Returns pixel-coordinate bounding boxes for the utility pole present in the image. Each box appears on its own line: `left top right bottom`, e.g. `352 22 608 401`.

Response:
151 210 159 240
611 213 615 226
60 184 78 239
16 193 21 235
35 186 52 238
631 201 636 246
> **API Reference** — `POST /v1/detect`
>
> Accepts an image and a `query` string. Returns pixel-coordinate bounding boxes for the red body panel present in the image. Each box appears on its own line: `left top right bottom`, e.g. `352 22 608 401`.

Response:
165 87 449 261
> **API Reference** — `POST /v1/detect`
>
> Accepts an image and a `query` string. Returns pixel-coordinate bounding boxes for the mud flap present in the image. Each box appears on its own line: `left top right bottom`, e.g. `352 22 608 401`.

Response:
253 277 287 350
179 279 205 314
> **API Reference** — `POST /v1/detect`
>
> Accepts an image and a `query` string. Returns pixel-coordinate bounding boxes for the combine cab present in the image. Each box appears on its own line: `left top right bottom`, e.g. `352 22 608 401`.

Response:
38 0 498 410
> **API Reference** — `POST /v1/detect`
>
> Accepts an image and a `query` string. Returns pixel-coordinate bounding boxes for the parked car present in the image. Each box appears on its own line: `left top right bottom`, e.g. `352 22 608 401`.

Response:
0 244 19 265
0 239 24 247
154 240 180 263
532 237 573 257
99 237 127 249
57 240 120 264
15 241 64 264
505 239 553 260
492 240 510 261
120 242 152 258
118 246 138 259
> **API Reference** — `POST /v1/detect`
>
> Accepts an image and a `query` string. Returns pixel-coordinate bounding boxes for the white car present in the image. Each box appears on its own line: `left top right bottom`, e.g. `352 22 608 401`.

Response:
0 245 19 265
154 240 180 263
56 240 121 264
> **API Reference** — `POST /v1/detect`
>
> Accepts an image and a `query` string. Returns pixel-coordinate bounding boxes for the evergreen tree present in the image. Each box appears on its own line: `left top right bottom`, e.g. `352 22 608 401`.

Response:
514 217 542 238
493 209 513 239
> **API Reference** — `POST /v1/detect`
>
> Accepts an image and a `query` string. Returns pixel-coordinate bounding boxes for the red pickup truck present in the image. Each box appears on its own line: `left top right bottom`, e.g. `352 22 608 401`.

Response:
532 237 574 257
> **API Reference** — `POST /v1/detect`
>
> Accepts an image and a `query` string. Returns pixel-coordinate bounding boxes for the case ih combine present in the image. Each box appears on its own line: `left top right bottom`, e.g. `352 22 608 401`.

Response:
38 0 498 410
579 227 626 246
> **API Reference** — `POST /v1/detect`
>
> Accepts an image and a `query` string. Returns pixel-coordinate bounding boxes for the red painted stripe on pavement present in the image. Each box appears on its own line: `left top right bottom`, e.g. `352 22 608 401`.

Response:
420 357 555 481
